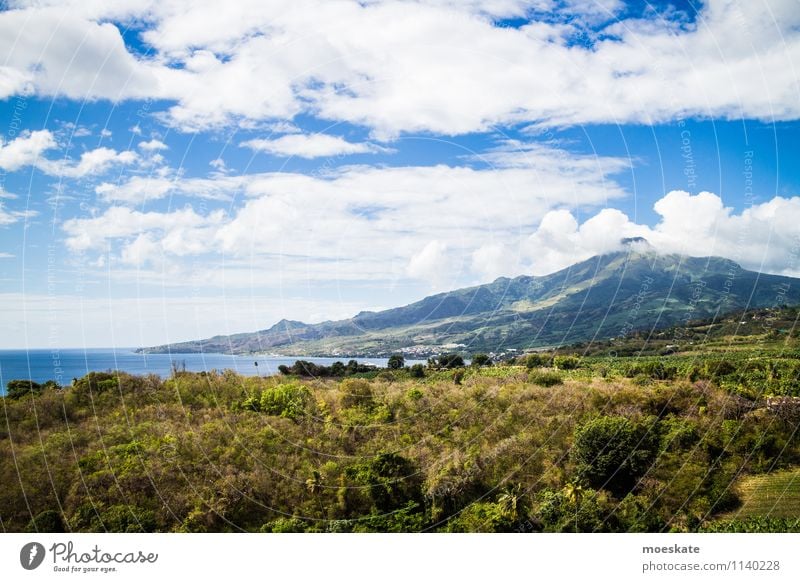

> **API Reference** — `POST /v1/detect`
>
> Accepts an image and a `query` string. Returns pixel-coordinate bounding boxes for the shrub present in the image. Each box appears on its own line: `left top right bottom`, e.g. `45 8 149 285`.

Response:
259 382 311 421
429 354 465 369
528 371 563 387
524 353 549 368
387 354 405 369
471 354 492 367
553 355 580 370
572 416 658 496
409 364 425 378
338 378 374 409
5 380 43 399
345 452 423 512
26 509 66 533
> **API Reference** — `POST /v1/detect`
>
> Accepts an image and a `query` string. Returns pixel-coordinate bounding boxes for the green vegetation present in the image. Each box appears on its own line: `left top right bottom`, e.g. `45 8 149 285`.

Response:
3 309 799 532
723 469 800 520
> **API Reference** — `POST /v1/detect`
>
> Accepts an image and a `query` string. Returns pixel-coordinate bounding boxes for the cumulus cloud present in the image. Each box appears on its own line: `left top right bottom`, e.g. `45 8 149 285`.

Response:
62 142 630 280
138 139 168 151
95 174 249 204
406 240 454 288
513 191 800 277
241 134 385 159
2 1 799 133
47 147 139 178
0 130 138 178
0 130 57 171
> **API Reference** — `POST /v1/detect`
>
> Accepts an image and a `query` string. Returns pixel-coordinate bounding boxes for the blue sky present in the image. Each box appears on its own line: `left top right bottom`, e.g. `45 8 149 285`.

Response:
0 0 799 348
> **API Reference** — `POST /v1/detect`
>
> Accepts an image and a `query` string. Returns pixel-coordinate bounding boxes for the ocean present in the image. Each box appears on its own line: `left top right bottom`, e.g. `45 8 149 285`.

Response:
0 349 420 394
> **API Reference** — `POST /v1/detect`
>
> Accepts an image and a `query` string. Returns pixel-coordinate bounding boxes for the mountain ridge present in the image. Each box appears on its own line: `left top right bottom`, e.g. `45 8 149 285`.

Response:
140 249 800 356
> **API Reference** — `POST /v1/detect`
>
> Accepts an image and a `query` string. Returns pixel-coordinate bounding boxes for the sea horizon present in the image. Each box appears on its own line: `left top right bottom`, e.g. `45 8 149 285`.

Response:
0 348 423 392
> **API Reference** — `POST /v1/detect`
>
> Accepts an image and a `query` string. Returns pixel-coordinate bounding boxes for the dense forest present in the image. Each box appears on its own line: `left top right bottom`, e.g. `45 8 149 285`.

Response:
2 308 799 533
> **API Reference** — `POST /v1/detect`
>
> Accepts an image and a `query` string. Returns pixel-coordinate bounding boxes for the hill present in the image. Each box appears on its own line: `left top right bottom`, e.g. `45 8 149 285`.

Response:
141 248 800 356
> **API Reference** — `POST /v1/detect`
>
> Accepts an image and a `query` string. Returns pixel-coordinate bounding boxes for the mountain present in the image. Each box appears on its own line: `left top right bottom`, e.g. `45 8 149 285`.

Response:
141 248 800 356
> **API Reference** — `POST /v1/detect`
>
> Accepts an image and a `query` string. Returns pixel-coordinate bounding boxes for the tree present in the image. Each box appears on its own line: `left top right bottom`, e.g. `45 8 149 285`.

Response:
572 416 658 496
387 354 405 370
409 364 425 378
471 354 492 367
5 379 43 399
430 354 465 369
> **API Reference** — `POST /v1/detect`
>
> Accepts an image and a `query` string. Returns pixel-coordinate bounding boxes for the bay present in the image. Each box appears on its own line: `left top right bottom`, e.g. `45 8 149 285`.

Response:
0 348 423 393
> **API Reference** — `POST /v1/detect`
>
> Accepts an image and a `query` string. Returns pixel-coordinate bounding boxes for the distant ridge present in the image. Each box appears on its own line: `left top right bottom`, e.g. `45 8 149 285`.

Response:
140 249 800 356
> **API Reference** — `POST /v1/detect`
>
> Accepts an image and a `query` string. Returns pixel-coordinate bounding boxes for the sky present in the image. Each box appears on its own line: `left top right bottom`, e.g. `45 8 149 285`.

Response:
0 0 799 348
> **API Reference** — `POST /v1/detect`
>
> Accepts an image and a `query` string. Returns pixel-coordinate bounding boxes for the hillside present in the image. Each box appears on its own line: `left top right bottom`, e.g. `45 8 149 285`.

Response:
141 248 800 356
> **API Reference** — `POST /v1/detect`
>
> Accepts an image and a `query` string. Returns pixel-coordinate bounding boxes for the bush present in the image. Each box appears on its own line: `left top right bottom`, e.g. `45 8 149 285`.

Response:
338 378 374 409
471 354 492 367
553 356 580 370
5 380 43 399
409 364 426 378
528 371 563 387
387 354 405 369
345 453 423 513
524 353 549 368
26 509 66 533
572 416 658 496
259 382 311 420
429 354 465 369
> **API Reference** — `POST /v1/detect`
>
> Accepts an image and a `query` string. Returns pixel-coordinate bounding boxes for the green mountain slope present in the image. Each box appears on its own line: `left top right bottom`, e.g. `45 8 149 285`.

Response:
141 248 800 356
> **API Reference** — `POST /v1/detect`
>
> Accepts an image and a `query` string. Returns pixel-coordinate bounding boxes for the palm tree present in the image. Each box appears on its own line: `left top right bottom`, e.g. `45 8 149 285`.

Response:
563 481 584 533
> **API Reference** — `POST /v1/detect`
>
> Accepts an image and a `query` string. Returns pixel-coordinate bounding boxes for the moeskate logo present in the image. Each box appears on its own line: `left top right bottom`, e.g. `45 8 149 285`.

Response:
20 542 46 570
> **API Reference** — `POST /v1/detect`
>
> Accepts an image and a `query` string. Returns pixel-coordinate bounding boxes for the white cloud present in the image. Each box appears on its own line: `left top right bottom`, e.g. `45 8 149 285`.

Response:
0 130 139 178
48 147 139 178
95 174 248 204
515 191 800 277
241 134 385 159
406 240 453 287
0 7 160 101
63 143 630 282
62 206 225 252
2 1 800 134
138 139 168 151
62 186 800 290
0 130 57 171
0 202 36 226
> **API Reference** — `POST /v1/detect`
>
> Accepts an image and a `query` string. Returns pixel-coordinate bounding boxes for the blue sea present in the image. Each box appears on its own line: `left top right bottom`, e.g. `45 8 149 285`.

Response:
0 349 422 394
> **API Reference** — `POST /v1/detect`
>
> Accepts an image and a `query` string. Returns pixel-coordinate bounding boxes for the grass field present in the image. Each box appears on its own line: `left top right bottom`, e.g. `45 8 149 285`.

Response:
725 469 800 520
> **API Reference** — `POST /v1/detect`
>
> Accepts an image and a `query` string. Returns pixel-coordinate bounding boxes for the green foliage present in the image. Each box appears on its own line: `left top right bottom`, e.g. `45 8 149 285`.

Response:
409 363 426 378
259 382 311 420
524 353 550 368
701 516 800 533
625 361 677 380
345 453 423 513
553 355 580 370
261 517 307 533
536 487 612 532
428 354 465 369
2 349 800 533
572 416 658 496
26 509 66 533
471 354 492 367
5 379 43 399
387 354 405 369
528 370 563 387
338 378 374 409
279 359 377 377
